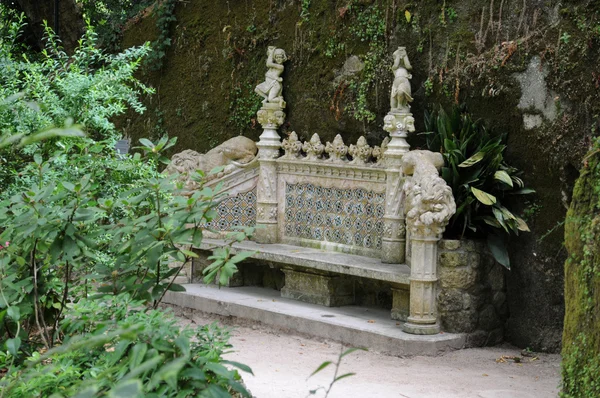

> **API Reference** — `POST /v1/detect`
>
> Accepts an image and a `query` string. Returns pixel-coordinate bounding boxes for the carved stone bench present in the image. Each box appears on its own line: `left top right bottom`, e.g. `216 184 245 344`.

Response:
174 45 456 336
182 126 455 335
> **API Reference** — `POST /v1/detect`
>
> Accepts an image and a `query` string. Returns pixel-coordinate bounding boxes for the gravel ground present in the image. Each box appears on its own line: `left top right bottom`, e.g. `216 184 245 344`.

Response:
174 306 561 398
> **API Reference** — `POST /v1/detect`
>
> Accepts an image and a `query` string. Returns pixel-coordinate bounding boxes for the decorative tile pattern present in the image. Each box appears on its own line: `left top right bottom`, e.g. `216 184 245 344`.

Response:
283 183 385 249
207 189 257 231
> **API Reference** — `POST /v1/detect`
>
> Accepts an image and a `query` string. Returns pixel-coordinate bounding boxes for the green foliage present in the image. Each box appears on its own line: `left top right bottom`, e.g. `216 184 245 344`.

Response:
299 0 312 23
561 138 600 397
346 4 388 123
0 133 254 395
423 106 534 269
77 0 156 49
146 0 178 70
0 18 153 143
229 83 262 130
0 20 254 394
308 347 366 397
0 295 252 397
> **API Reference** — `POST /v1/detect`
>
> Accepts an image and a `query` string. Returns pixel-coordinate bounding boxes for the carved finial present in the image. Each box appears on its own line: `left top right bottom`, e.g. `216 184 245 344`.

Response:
390 46 413 113
325 134 348 163
303 133 324 161
349 136 372 164
282 131 303 159
372 137 390 163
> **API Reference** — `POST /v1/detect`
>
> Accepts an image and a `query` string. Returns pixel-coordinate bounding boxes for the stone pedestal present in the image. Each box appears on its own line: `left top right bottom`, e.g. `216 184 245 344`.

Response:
255 103 284 244
281 268 354 307
403 234 440 334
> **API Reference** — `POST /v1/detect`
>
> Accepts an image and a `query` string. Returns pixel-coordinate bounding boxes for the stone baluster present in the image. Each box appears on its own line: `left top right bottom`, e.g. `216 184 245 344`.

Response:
401 150 456 335
254 46 288 244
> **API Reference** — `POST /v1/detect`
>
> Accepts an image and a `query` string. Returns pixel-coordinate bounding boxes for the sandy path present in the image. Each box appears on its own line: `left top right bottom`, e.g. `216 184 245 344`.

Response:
175 307 561 398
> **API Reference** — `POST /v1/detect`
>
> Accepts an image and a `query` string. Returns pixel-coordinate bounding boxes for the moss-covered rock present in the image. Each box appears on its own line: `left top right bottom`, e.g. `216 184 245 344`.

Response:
562 142 600 397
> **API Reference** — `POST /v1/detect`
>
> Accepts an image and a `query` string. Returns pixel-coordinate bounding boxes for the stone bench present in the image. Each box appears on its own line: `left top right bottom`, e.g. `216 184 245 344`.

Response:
173 45 457 336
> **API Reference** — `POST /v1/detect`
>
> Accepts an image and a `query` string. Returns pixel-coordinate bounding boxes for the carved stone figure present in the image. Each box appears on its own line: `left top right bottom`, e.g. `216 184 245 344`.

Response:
166 136 258 189
402 150 456 237
390 47 413 112
255 46 287 107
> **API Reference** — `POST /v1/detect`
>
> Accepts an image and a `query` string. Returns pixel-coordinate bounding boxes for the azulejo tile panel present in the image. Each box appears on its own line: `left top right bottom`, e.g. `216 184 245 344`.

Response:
206 189 257 231
283 183 384 249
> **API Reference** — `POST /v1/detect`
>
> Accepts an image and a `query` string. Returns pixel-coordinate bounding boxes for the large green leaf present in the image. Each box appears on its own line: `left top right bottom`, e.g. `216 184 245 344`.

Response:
108 379 143 398
458 151 485 167
471 187 496 205
494 170 513 187
487 233 510 269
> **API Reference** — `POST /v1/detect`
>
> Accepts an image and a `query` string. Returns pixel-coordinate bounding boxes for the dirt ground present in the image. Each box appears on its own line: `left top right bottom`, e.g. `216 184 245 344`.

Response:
174 307 561 398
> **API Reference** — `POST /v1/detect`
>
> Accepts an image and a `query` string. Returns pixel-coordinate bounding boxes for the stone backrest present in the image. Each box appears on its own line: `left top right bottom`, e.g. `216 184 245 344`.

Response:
204 133 393 259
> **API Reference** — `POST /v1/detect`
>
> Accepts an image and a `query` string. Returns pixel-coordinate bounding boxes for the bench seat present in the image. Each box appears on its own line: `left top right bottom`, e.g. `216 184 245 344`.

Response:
192 238 411 321
198 238 411 285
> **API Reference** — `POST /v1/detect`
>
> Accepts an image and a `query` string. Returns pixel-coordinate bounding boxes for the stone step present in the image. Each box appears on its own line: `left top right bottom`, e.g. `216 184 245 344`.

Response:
163 284 465 357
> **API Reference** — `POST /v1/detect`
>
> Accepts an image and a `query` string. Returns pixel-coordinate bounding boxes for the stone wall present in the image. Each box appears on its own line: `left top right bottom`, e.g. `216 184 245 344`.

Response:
438 240 507 347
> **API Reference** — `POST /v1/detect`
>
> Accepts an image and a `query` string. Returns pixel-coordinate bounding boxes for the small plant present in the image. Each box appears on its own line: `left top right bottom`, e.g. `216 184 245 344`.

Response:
423 105 534 269
307 346 366 397
300 0 312 23
346 4 388 123
424 77 434 96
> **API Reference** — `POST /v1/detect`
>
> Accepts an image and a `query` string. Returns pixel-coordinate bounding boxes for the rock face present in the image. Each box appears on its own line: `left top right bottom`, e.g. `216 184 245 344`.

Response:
561 144 600 397
121 0 600 351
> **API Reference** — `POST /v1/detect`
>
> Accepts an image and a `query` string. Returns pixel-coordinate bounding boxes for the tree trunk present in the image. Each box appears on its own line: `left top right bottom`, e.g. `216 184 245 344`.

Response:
15 0 85 53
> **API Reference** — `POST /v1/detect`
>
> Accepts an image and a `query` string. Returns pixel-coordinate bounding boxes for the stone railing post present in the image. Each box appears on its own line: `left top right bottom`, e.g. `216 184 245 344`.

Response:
255 105 284 243
253 46 288 244
381 112 414 264
401 150 456 335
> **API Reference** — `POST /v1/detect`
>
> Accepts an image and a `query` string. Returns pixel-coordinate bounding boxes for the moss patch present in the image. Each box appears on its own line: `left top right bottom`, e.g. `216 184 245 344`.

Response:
562 141 600 397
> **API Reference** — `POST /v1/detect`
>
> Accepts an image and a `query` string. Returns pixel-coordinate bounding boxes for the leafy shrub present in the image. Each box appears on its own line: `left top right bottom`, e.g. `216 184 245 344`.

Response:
1 294 252 397
422 105 534 268
0 17 153 143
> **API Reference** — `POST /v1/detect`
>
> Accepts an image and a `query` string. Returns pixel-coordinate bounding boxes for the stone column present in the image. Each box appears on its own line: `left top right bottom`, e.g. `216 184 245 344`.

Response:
400 150 456 335
255 104 284 243
381 111 415 264
403 231 440 334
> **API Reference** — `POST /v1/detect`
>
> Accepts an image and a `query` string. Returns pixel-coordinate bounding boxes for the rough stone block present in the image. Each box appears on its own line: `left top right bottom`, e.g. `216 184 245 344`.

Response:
281 268 354 307
466 330 489 348
478 304 502 331
468 252 481 268
438 289 463 312
391 286 409 321
439 266 477 289
487 328 504 345
488 263 505 291
493 291 508 316
439 251 469 268
442 310 478 333
439 240 461 251
460 240 479 252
